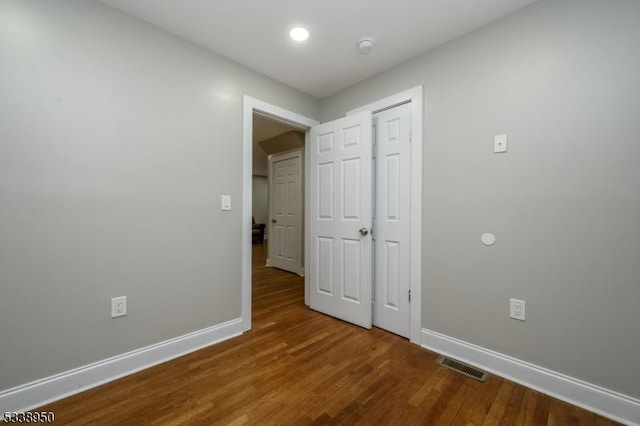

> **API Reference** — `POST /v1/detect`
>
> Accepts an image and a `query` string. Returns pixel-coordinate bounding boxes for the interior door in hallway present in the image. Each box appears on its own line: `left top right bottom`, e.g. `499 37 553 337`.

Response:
309 112 373 329
372 103 411 338
268 150 302 274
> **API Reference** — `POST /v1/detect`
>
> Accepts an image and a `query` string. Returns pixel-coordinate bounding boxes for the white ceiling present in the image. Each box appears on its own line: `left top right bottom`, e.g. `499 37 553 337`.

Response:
97 0 539 98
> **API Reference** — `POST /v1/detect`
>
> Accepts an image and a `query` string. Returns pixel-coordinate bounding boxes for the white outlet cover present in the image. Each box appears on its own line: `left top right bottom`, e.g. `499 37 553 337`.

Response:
111 296 127 318
510 298 525 321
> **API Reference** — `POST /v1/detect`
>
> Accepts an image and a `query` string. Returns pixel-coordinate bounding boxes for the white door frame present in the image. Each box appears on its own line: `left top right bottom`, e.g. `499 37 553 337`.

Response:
242 86 422 345
346 85 423 344
242 96 319 332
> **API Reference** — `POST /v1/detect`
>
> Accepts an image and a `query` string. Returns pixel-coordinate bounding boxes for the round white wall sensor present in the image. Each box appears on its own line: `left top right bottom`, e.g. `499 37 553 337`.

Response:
481 233 496 246
357 38 375 54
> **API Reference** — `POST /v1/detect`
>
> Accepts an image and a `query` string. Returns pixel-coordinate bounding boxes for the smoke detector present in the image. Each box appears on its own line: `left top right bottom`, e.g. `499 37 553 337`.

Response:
357 38 375 55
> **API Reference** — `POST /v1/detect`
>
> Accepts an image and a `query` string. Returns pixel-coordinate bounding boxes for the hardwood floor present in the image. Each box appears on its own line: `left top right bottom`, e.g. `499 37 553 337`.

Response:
40 243 618 425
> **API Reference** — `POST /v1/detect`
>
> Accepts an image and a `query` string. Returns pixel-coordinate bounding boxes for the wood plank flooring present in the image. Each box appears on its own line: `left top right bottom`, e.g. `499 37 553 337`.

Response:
40 243 619 425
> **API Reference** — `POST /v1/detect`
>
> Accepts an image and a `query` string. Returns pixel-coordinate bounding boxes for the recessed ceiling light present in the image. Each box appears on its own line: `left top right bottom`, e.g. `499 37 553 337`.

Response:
290 27 309 42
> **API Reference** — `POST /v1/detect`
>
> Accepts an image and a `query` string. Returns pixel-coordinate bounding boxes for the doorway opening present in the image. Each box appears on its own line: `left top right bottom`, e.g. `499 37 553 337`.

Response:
241 97 318 333
252 113 305 275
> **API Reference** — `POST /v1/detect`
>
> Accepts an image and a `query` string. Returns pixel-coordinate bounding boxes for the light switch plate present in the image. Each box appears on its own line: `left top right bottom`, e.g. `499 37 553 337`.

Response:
221 195 231 211
494 134 508 153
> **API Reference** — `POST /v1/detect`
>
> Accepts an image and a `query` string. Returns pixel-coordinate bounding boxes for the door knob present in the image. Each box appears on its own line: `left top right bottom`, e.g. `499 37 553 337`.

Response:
359 227 369 236
271 219 277 223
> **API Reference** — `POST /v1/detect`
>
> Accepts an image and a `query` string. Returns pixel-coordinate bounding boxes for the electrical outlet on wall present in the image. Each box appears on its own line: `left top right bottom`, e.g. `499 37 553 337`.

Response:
111 296 127 318
510 298 525 321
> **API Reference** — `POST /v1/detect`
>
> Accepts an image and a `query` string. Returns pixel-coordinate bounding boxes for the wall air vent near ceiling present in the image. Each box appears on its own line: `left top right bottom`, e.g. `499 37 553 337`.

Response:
437 356 488 382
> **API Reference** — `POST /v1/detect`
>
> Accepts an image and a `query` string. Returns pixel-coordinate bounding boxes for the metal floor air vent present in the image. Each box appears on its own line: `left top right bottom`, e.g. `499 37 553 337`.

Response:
437 356 488 382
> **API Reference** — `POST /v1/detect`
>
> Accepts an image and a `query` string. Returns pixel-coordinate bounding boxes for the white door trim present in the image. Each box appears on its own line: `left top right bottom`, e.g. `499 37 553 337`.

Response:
242 96 319 332
346 85 423 344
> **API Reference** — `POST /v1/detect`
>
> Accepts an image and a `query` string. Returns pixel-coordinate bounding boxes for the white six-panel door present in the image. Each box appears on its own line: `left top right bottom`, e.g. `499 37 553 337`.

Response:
372 103 411 337
309 112 373 329
268 150 302 274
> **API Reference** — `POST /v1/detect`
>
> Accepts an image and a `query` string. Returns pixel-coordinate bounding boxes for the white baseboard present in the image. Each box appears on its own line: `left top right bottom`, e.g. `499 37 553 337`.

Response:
0 318 243 414
421 328 640 426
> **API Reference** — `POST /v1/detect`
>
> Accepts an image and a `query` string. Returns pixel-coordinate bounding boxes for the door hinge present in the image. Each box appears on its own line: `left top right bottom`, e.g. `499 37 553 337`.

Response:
409 290 411 302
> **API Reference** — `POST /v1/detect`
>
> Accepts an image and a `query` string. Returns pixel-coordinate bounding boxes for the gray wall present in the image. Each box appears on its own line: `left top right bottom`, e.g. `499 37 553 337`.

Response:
252 142 269 177
320 0 640 399
253 131 305 176
0 0 318 390
252 176 269 230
